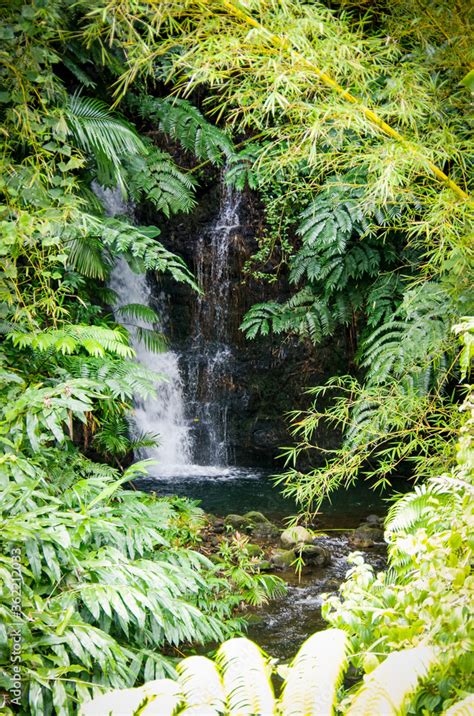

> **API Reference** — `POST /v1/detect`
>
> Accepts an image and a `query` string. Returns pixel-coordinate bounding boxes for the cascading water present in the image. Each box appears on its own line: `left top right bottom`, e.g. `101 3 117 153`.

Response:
97 186 193 471
184 179 242 465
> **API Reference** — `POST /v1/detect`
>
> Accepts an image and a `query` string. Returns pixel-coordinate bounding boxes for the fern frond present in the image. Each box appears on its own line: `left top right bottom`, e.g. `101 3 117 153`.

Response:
443 694 474 716
116 303 160 324
177 655 225 714
8 325 134 358
66 232 111 280
347 645 437 716
136 95 233 164
216 637 275 715
127 146 197 217
79 212 198 289
280 629 349 716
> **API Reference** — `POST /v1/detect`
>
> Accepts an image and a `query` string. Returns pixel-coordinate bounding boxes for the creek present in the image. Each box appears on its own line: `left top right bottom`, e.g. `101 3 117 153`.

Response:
100 182 387 661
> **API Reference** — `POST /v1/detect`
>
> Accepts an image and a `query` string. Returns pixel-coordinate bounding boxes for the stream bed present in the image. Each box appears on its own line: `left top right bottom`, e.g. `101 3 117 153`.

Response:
136 468 388 661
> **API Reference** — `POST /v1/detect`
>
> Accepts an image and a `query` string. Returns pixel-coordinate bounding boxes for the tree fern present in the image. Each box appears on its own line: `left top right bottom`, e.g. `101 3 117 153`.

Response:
80 632 440 716
217 638 275 715
177 655 225 714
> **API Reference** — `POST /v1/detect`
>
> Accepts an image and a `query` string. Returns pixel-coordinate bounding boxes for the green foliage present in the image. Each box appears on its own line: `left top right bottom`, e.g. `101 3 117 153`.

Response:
133 95 233 165
79 629 442 715
64 95 146 192
322 390 474 713
126 144 197 217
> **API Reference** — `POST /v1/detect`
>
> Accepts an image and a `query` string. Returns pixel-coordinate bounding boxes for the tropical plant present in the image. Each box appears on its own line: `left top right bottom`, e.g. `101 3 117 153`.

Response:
79 630 441 715
322 381 474 713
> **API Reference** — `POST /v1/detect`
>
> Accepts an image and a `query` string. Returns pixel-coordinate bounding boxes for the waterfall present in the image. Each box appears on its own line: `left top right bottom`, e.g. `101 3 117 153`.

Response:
97 186 192 471
96 178 244 474
185 180 242 466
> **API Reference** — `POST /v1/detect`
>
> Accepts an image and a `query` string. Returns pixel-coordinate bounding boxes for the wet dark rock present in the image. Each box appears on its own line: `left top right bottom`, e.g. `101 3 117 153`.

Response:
280 526 313 548
250 521 280 540
270 548 296 569
324 577 341 591
298 544 332 567
365 514 383 526
149 180 350 467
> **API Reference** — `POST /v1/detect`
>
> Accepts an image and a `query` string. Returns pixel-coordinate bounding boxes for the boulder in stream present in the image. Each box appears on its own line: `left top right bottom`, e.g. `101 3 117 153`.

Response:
350 523 385 548
270 548 296 569
245 543 264 558
251 521 280 540
298 544 332 567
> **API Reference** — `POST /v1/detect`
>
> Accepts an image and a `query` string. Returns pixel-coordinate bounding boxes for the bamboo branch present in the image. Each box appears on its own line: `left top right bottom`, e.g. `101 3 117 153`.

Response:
222 0 471 201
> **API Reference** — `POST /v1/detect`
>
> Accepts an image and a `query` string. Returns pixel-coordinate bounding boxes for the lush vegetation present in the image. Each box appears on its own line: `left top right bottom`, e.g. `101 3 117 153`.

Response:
1 0 472 714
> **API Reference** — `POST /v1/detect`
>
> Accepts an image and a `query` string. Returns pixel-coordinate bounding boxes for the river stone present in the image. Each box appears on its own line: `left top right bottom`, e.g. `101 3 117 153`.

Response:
224 514 253 531
250 521 280 540
270 548 296 569
298 544 331 567
244 511 270 524
280 525 313 548
365 514 383 525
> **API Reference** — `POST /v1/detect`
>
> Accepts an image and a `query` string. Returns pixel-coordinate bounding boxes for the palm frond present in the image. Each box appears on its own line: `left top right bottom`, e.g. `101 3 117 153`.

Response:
65 94 146 190
280 629 349 716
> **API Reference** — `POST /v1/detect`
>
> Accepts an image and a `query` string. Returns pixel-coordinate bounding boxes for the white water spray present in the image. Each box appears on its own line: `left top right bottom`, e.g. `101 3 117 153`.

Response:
97 186 192 471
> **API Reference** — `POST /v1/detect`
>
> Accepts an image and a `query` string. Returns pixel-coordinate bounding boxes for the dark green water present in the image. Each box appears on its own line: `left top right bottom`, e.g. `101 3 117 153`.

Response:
135 466 389 526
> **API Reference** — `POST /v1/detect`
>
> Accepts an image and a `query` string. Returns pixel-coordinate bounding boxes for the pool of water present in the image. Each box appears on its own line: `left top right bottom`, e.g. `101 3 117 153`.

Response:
134 465 388 525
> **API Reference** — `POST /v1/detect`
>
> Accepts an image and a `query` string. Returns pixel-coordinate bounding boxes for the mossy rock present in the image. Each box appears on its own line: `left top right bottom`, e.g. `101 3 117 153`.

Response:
270 548 296 569
243 511 270 524
250 521 280 540
224 514 253 531
257 560 272 571
280 525 312 548
245 543 264 557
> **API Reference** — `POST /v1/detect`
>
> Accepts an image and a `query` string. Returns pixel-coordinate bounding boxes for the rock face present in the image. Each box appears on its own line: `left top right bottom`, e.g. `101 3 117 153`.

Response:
280 526 313 548
145 177 349 467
